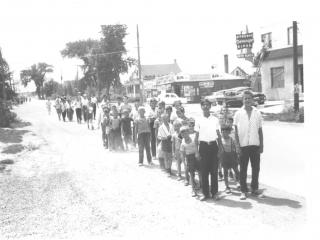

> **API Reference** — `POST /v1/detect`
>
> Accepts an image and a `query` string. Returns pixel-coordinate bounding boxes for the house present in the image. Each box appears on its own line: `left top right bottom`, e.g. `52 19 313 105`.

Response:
230 67 249 79
260 45 303 101
123 60 182 98
257 21 304 101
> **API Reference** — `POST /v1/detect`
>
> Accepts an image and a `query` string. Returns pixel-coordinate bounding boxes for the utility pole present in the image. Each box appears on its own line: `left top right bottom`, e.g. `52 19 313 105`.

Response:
137 24 144 104
293 21 299 112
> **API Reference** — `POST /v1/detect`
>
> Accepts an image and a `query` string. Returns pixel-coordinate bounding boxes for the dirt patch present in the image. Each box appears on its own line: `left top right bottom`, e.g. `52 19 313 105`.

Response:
1 144 25 154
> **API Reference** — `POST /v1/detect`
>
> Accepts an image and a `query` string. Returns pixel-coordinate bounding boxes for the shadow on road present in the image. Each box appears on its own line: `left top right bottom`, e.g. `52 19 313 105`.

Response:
1 144 25 154
0 120 31 144
214 197 253 209
249 194 303 209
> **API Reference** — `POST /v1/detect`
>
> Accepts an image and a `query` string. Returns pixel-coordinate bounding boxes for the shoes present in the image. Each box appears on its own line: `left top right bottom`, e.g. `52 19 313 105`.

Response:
200 195 209 201
138 163 143 167
177 176 183 181
212 194 220 201
251 189 265 198
236 182 241 189
148 161 154 166
225 188 231 194
240 192 247 200
192 191 198 197
184 181 189 186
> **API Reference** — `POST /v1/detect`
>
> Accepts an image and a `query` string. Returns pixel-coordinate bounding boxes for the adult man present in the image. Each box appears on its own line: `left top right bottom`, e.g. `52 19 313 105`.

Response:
81 94 89 122
234 90 264 200
91 95 98 120
195 99 222 201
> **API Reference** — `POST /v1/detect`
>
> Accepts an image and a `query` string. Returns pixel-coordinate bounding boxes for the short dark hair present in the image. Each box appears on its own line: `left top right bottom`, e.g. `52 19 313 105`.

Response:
200 99 211 106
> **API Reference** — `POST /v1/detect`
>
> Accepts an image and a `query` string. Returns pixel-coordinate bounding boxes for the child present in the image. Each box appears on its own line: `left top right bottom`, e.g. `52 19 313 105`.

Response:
172 121 183 180
121 109 133 151
220 124 240 193
98 105 110 149
158 113 175 176
154 112 165 170
109 109 124 151
87 101 94 130
180 126 200 197
134 106 153 166
46 99 51 115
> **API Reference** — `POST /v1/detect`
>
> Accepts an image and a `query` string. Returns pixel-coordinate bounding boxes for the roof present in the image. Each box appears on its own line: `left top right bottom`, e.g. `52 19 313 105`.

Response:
264 45 303 61
141 62 181 78
230 67 248 76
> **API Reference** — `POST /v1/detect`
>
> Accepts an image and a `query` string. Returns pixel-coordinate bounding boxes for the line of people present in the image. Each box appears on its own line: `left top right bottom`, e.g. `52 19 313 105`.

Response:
47 91 264 202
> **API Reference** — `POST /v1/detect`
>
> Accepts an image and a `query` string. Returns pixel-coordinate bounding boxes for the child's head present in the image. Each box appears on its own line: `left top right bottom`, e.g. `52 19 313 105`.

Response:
173 121 182 132
122 109 129 117
188 118 195 131
176 106 185 118
165 105 172 115
161 113 169 123
221 125 232 139
158 101 165 110
138 106 146 117
180 126 190 139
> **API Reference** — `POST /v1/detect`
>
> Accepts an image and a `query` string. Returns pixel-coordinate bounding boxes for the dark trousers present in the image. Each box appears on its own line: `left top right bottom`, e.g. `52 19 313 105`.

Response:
93 103 97 119
67 108 74 121
76 108 82 123
199 141 219 197
138 132 152 164
149 120 156 157
109 129 124 151
62 110 67 121
82 106 88 122
239 146 260 193
101 124 108 148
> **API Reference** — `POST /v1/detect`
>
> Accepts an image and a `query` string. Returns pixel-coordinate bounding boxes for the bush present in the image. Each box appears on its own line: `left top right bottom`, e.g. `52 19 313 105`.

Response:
0 100 17 127
263 104 304 123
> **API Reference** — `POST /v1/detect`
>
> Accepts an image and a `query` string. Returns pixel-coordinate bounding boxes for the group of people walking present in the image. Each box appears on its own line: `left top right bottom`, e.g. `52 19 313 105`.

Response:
46 90 264 202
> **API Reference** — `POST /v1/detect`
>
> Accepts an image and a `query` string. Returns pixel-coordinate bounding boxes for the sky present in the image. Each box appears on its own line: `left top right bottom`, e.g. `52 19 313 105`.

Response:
0 0 315 92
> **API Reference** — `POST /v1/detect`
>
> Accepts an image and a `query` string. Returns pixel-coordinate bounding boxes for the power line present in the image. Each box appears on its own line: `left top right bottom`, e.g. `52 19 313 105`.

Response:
84 50 128 58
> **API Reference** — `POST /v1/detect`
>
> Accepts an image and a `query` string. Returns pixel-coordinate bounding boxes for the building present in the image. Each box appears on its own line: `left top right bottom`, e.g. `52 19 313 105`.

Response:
260 45 303 101
258 22 304 101
124 60 182 99
230 67 249 79
156 72 248 103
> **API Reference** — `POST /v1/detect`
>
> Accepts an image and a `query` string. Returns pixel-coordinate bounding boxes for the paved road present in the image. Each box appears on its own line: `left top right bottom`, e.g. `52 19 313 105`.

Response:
0 100 306 239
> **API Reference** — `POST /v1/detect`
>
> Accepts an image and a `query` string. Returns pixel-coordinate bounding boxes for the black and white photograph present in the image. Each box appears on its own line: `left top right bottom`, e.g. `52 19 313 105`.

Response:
0 0 317 239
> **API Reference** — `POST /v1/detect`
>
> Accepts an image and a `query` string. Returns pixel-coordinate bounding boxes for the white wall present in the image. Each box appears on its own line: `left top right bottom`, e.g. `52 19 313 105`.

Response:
261 56 303 101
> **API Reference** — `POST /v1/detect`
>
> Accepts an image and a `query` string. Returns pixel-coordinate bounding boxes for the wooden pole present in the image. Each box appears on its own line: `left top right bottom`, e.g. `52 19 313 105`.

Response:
137 24 144 104
293 21 299 112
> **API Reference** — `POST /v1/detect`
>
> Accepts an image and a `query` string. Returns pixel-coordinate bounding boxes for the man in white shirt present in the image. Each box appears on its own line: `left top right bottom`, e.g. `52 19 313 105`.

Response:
195 99 223 201
234 90 264 200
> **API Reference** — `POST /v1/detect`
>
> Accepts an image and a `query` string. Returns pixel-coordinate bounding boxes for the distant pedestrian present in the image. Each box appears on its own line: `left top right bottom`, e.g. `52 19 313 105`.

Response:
120 96 132 118
234 90 264 200
61 98 67 122
91 95 98 120
158 113 175 176
54 98 62 121
81 94 89 122
46 99 51 115
195 99 222 201
109 109 123 151
147 98 158 160
98 105 111 149
74 96 82 124
121 109 133 151
135 106 152 166
87 100 94 130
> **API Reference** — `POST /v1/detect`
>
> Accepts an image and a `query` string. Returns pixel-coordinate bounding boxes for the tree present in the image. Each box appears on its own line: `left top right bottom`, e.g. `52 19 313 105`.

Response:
61 24 136 98
20 63 53 99
0 48 13 100
43 79 59 98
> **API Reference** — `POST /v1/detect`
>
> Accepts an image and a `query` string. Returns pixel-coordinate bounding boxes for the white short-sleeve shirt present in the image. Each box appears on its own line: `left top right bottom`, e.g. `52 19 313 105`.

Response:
234 106 262 147
195 115 220 142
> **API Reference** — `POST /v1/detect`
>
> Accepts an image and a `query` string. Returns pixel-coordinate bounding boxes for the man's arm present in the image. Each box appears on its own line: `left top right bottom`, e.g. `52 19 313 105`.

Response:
258 127 263 153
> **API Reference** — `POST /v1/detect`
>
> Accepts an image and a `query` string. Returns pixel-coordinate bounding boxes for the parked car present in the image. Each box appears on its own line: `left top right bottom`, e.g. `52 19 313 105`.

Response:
204 87 266 108
149 92 188 105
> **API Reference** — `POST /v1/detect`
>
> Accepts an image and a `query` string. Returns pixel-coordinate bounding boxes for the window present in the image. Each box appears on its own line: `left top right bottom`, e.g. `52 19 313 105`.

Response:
261 32 272 48
271 67 285 88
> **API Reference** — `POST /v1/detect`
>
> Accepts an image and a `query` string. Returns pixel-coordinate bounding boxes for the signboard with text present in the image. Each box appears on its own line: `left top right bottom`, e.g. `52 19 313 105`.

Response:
236 32 254 49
